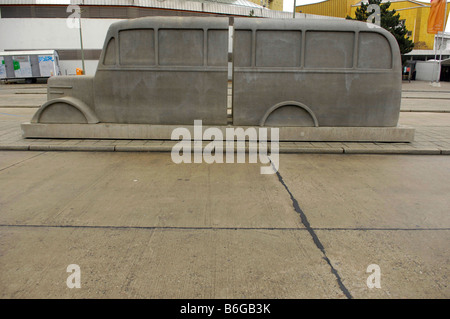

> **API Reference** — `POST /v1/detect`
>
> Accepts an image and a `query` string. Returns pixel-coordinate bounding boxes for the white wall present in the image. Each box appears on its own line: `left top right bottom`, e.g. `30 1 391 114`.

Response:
0 18 121 49
0 18 121 75
59 60 99 76
415 61 441 82
433 34 450 51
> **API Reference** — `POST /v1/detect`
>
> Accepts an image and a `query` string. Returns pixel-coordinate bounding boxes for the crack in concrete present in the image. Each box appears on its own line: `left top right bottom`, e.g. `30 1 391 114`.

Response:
0 151 45 172
273 166 354 299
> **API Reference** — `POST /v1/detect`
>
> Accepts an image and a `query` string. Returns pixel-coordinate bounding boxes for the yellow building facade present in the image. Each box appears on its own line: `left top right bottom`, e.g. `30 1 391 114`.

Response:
296 0 450 50
296 0 360 17
249 0 284 11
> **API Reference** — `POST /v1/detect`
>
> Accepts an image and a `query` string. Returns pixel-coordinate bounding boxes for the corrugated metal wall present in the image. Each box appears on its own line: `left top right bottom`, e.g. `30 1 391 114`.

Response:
296 0 356 18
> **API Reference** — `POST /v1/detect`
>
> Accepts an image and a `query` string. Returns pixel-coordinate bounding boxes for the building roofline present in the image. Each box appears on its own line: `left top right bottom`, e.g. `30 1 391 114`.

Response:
351 0 432 7
405 49 450 55
295 0 329 7
0 49 58 55
0 0 345 19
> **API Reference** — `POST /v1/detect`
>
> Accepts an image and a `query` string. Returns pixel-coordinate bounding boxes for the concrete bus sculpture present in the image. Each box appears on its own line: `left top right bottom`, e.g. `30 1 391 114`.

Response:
22 16 414 142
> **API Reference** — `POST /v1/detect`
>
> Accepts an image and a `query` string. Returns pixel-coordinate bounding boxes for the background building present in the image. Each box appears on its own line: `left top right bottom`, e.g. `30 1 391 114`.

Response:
349 0 450 51
296 0 450 80
296 0 450 51
0 0 294 75
295 0 359 17
249 0 284 11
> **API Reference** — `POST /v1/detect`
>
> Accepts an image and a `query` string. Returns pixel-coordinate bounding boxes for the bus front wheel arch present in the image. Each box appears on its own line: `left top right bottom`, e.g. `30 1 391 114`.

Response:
31 97 99 124
260 101 319 127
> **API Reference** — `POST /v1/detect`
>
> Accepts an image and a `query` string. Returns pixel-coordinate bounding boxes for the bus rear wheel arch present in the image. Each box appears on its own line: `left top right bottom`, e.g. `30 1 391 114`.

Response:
259 101 319 127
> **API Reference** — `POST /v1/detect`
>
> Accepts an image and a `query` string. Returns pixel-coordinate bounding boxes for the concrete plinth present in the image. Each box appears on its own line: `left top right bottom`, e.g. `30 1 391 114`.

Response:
21 122 415 142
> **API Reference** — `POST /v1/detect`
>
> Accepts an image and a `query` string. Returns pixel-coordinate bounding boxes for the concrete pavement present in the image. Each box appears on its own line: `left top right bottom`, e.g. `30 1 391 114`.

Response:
401 82 450 113
0 151 449 298
0 80 449 299
0 84 47 108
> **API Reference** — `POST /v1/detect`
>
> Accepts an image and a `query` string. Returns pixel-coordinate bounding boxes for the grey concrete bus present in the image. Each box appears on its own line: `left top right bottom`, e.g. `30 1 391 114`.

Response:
29 16 402 129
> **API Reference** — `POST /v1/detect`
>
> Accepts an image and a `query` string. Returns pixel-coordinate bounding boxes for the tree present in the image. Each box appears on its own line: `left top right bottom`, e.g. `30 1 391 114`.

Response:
346 0 414 55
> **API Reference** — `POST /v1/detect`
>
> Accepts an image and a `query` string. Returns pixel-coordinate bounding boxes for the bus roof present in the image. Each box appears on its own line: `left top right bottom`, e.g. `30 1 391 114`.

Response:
107 16 380 33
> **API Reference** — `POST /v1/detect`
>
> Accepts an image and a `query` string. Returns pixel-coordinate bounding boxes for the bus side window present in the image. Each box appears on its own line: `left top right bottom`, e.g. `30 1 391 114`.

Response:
255 30 301 67
207 30 228 67
159 29 203 66
305 31 354 69
234 30 252 67
358 32 392 69
119 29 155 65
103 38 116 65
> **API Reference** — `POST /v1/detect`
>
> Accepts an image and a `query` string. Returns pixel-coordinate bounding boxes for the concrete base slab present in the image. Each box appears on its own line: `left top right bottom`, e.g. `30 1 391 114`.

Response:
21 122 415 142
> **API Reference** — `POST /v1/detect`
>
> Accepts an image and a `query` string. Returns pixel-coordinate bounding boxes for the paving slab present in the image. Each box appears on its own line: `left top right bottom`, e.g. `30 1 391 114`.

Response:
0 84 47 108
0 151 45 171
0 152 302 229
401 80 450 92
317 230 450 298
276 154 450 229
0 227 347 299
399 112 450 127
402 92 450 99
401 99 450 113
